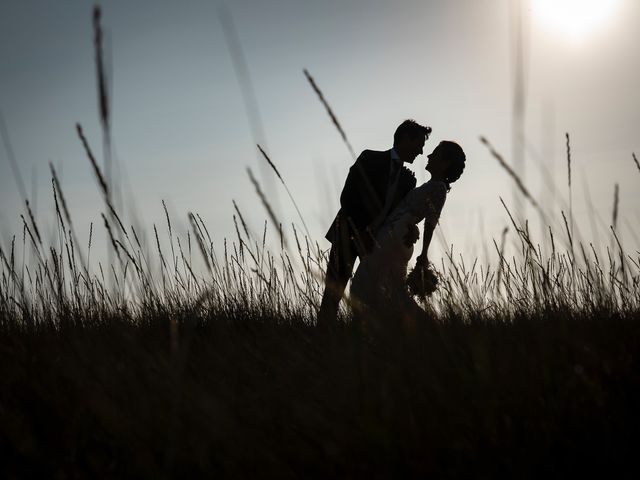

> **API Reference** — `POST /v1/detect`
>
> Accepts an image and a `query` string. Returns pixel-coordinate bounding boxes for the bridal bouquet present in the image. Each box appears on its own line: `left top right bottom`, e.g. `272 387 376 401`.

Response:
406 258 439 298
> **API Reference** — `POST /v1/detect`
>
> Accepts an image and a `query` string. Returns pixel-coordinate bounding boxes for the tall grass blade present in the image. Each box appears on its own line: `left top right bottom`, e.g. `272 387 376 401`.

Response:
612 183 619 231
0 110 27 202
480 136 544 218
92 6 112 190
257 144 311 238
566 132 573 250
247 168 287 249
77 123 109 199
303 68 356 160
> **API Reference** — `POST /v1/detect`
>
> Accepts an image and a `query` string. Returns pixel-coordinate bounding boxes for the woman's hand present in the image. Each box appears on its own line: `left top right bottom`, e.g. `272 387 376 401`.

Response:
415 253 429 267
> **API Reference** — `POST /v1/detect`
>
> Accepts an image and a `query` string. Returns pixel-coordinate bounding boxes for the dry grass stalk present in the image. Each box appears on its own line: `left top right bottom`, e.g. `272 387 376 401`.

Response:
303 68 356 159
101 213 122 265
257 144 310 238
108 203 129 239
188 213 212 274
0 243 19 292
257 144 283 183
610 226 627 280
561 211 574 260
612 183 620 231
566 133 574 249
499 198 537 258
480 136 542 215
114 239 140 274
50 164 91 277
93 6 109 135
49 164 72 227
25 200 42 246
232 200 251 240
162 200 178 275
495 227 509 294
77 124 109 198
0 111 28 201
51 178 66 243
247 167 287 249
232 215 248 266
565 133 572 191
153 224 167 291
88 222 93 267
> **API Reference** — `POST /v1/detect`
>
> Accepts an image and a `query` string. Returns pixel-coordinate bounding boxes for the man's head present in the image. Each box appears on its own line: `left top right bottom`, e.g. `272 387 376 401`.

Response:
393 119 432 164
425 141 466 186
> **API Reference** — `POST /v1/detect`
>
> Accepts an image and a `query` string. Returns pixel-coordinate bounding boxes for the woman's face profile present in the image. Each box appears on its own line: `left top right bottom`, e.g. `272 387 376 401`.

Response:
425 145 446 174
426 143 465 184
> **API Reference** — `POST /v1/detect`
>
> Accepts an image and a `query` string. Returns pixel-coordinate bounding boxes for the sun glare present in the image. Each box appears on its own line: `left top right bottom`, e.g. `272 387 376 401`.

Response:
532 0 620 43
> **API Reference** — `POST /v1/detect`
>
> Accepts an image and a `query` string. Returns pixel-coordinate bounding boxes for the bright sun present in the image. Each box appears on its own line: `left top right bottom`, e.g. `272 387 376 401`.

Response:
532 0 620 43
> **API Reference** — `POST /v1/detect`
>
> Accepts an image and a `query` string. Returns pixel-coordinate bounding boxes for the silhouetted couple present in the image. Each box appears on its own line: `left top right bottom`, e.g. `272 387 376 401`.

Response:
318 120 466 333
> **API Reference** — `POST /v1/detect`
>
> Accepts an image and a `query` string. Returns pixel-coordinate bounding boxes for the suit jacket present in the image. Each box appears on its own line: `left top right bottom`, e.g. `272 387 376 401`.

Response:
325 149 416 251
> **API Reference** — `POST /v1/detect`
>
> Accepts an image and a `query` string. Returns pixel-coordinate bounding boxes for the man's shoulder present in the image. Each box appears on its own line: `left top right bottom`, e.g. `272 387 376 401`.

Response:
355 149 391 169
357 149 390 160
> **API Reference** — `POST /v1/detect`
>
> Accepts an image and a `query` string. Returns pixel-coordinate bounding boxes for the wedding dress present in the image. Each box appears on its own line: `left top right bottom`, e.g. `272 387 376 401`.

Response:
350 179 447 326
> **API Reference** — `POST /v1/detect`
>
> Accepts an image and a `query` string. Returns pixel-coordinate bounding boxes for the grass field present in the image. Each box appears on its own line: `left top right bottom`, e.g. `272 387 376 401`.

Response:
2 301 640 477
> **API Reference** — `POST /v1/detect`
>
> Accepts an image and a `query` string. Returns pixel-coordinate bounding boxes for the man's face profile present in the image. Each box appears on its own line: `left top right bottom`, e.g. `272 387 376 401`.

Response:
402 135 425 164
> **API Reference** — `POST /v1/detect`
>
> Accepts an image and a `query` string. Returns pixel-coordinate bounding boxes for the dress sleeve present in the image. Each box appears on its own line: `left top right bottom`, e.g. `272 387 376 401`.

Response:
406 181 447 228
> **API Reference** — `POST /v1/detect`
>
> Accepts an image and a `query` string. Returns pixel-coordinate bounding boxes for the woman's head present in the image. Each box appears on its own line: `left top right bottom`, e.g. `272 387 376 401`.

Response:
425 141 466 188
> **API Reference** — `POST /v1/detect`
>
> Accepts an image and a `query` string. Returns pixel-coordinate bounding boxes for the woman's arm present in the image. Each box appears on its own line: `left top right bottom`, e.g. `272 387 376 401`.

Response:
416 219 435 266
415 184 447 265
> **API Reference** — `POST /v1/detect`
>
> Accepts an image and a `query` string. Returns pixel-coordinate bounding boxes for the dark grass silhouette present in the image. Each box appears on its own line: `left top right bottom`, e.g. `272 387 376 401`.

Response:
2 307 640 477
1 5 640 479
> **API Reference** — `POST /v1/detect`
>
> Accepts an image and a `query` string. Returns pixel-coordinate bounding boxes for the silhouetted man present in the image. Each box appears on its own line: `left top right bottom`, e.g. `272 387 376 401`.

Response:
317 120 432 329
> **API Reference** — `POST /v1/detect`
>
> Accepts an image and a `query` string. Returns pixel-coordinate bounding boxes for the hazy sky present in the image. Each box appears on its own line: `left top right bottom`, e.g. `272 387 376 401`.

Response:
1 0 639 268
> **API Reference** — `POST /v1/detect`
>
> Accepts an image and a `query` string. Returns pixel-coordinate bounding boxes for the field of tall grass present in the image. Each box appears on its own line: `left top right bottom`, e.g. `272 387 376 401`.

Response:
1 6 640 478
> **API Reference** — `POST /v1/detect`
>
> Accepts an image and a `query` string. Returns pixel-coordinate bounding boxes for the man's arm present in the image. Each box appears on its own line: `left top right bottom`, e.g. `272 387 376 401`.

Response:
339 151 382 230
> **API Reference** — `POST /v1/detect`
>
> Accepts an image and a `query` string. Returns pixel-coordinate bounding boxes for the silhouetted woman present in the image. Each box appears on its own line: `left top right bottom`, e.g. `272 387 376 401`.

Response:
350 141 466 333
